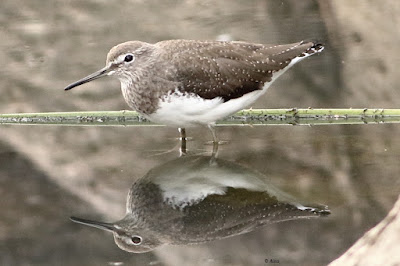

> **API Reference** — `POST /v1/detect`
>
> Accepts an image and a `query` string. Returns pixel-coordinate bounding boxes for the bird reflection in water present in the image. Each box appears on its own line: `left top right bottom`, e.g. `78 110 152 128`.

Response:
70 153 330 253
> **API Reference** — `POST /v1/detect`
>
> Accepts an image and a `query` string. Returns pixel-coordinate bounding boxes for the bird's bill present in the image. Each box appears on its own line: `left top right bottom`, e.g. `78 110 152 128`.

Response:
70 216 116 232
64 65 111 91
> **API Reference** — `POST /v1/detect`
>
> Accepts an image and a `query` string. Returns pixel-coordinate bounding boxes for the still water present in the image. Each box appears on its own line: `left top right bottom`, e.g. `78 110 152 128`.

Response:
1 0 400 265
1 124 399 265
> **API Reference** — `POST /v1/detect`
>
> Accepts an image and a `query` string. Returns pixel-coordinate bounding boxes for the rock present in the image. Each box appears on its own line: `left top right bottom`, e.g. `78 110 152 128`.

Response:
330 196 400 266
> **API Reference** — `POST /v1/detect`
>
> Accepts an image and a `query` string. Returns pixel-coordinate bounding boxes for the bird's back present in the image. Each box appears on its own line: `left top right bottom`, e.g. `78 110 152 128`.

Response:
154 39 322 101
145 39 323 126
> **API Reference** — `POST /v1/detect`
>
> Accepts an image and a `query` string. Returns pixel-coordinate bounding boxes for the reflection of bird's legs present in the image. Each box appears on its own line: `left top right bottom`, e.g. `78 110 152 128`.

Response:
208 124 219 158
178 128 187 156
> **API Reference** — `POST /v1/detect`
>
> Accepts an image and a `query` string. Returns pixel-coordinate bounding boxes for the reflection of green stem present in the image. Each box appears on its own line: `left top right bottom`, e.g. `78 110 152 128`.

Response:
1 108 400 126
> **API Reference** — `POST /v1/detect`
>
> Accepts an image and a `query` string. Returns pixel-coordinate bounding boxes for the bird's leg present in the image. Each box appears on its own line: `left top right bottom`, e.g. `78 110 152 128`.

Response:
207 124 219 157
178 127 187 156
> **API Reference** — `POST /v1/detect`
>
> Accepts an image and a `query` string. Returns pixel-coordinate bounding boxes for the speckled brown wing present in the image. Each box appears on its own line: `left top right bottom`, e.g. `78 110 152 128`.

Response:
162 40 322 102
177 187 329 243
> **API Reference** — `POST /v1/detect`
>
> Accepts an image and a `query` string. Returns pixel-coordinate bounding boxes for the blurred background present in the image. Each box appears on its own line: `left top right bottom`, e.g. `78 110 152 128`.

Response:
1 0 400 265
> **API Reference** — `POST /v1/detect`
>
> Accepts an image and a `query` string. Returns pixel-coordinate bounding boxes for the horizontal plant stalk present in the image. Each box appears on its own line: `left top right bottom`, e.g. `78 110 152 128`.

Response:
0 108 400 127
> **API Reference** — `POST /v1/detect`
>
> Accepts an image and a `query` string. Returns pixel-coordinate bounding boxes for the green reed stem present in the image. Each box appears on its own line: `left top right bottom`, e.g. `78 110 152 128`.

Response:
1 108 400 126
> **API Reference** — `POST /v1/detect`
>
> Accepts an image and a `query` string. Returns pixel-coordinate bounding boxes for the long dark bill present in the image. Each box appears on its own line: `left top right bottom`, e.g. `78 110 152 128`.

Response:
64 66 110 91
70 216 116 232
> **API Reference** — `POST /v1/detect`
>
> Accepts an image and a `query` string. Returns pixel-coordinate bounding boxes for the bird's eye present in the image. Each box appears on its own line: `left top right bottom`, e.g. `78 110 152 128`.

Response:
124 54 134 63
131 236 142 245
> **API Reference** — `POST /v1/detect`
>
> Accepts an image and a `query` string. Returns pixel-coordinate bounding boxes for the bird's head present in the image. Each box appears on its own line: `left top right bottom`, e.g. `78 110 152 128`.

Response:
64 41 155 91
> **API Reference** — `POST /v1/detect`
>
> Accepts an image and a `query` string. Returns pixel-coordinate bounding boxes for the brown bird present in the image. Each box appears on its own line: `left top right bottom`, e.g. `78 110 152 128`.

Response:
64 39 324 142
70 155 330 253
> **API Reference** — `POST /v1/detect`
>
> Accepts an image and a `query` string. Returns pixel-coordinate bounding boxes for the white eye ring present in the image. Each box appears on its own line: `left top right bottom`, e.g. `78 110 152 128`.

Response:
131 235 142 245
124 53 135 63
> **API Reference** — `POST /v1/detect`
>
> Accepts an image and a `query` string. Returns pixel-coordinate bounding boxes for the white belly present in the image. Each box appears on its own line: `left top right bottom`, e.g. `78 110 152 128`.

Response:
147 88 266 127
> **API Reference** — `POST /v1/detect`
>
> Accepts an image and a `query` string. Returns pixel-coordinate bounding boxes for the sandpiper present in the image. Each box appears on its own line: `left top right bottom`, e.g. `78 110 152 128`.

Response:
64 39 324 142
70 155 330 253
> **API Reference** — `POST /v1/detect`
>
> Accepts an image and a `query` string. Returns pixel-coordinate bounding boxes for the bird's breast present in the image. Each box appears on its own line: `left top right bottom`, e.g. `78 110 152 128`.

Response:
120 79 160 115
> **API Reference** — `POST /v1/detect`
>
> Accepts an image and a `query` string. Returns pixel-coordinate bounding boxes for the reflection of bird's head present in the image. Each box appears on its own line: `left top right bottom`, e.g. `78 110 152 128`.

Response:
70 215 163 253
